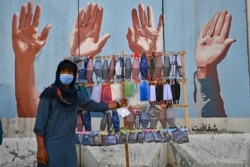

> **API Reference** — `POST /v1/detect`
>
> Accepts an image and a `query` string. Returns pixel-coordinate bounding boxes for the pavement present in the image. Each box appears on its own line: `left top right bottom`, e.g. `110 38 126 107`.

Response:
1 132 250 167
168 133 250 167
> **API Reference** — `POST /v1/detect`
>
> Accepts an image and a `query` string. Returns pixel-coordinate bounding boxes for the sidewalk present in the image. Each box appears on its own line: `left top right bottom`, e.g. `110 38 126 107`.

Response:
1 133 250 167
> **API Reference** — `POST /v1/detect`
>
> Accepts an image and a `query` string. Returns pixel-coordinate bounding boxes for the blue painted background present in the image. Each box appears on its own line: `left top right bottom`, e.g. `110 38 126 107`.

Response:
0 0 249 118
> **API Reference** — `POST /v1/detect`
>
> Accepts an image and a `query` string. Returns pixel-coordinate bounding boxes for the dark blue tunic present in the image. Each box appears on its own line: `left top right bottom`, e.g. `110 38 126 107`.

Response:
34 91 108 167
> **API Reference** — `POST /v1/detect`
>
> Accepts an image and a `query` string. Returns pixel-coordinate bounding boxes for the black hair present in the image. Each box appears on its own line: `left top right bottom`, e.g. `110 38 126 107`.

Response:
57 59 77 76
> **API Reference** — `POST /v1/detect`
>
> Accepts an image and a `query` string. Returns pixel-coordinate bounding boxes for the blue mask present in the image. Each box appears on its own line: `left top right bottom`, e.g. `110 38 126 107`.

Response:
60 74 74 85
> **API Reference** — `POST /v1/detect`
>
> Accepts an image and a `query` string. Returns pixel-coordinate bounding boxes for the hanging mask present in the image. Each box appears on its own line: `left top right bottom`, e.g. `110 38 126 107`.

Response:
60 74 73 85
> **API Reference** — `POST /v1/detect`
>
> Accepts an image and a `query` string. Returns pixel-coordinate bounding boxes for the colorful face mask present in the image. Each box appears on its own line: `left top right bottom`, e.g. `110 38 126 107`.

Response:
60 74 73 85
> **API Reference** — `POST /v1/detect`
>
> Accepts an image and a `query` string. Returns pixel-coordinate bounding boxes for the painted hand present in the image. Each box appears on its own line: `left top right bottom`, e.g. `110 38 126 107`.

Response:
12 1 52 59
195 10 236 69
126 3 164 53
70 3 111 57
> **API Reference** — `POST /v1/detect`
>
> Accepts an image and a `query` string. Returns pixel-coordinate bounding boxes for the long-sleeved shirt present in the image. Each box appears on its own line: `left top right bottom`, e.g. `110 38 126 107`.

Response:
33 91 108 167
193 71 227 117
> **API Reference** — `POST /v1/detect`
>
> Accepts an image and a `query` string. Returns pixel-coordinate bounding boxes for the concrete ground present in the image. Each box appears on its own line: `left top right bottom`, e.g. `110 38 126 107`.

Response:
1 133 250 167
168 133 250 167
1 117 250 167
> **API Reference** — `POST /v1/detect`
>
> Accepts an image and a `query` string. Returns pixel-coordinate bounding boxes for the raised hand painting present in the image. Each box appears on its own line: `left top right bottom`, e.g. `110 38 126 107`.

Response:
9 1 239 119
126 3 164 53
193 10 236 117
12 2 110 117
12 1 52 117
70 3 111 58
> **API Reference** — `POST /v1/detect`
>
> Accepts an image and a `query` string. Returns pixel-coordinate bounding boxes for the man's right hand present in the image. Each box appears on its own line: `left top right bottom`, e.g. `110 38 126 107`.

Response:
37 147 48 165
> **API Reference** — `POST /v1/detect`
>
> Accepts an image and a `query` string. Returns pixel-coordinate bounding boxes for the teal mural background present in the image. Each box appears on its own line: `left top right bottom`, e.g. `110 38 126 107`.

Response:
0 0 249 118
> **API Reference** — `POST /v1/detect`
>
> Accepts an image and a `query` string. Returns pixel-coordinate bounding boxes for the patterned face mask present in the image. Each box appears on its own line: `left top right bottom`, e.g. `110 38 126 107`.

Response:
87 58 93 83
140 53 148 80
171 54 178 77
108 56 116 81
77 58 89 81
102 59 109 81
115 57 125 79
100 112 112 131
101 84 112 103
149 53 155 78
112 110 120 132
155 81 164 102
163 55 171 78
149 84 156 102
140 80 149 101
125 57 132 79
110 83 122 101
140 110 150 129
125 81 134 97
94 58 103 83
132 53 140 81
153 53 163 80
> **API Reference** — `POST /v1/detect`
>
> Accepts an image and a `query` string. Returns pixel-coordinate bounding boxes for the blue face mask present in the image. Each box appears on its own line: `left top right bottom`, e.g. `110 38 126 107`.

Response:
60 74 74 85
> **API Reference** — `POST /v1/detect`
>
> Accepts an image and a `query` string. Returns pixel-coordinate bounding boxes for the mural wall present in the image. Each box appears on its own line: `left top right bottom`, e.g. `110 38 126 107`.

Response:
0 0 249 119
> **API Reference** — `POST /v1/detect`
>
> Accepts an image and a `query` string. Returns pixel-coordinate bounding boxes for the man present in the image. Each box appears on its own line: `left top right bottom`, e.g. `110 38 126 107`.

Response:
33 59 126 166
